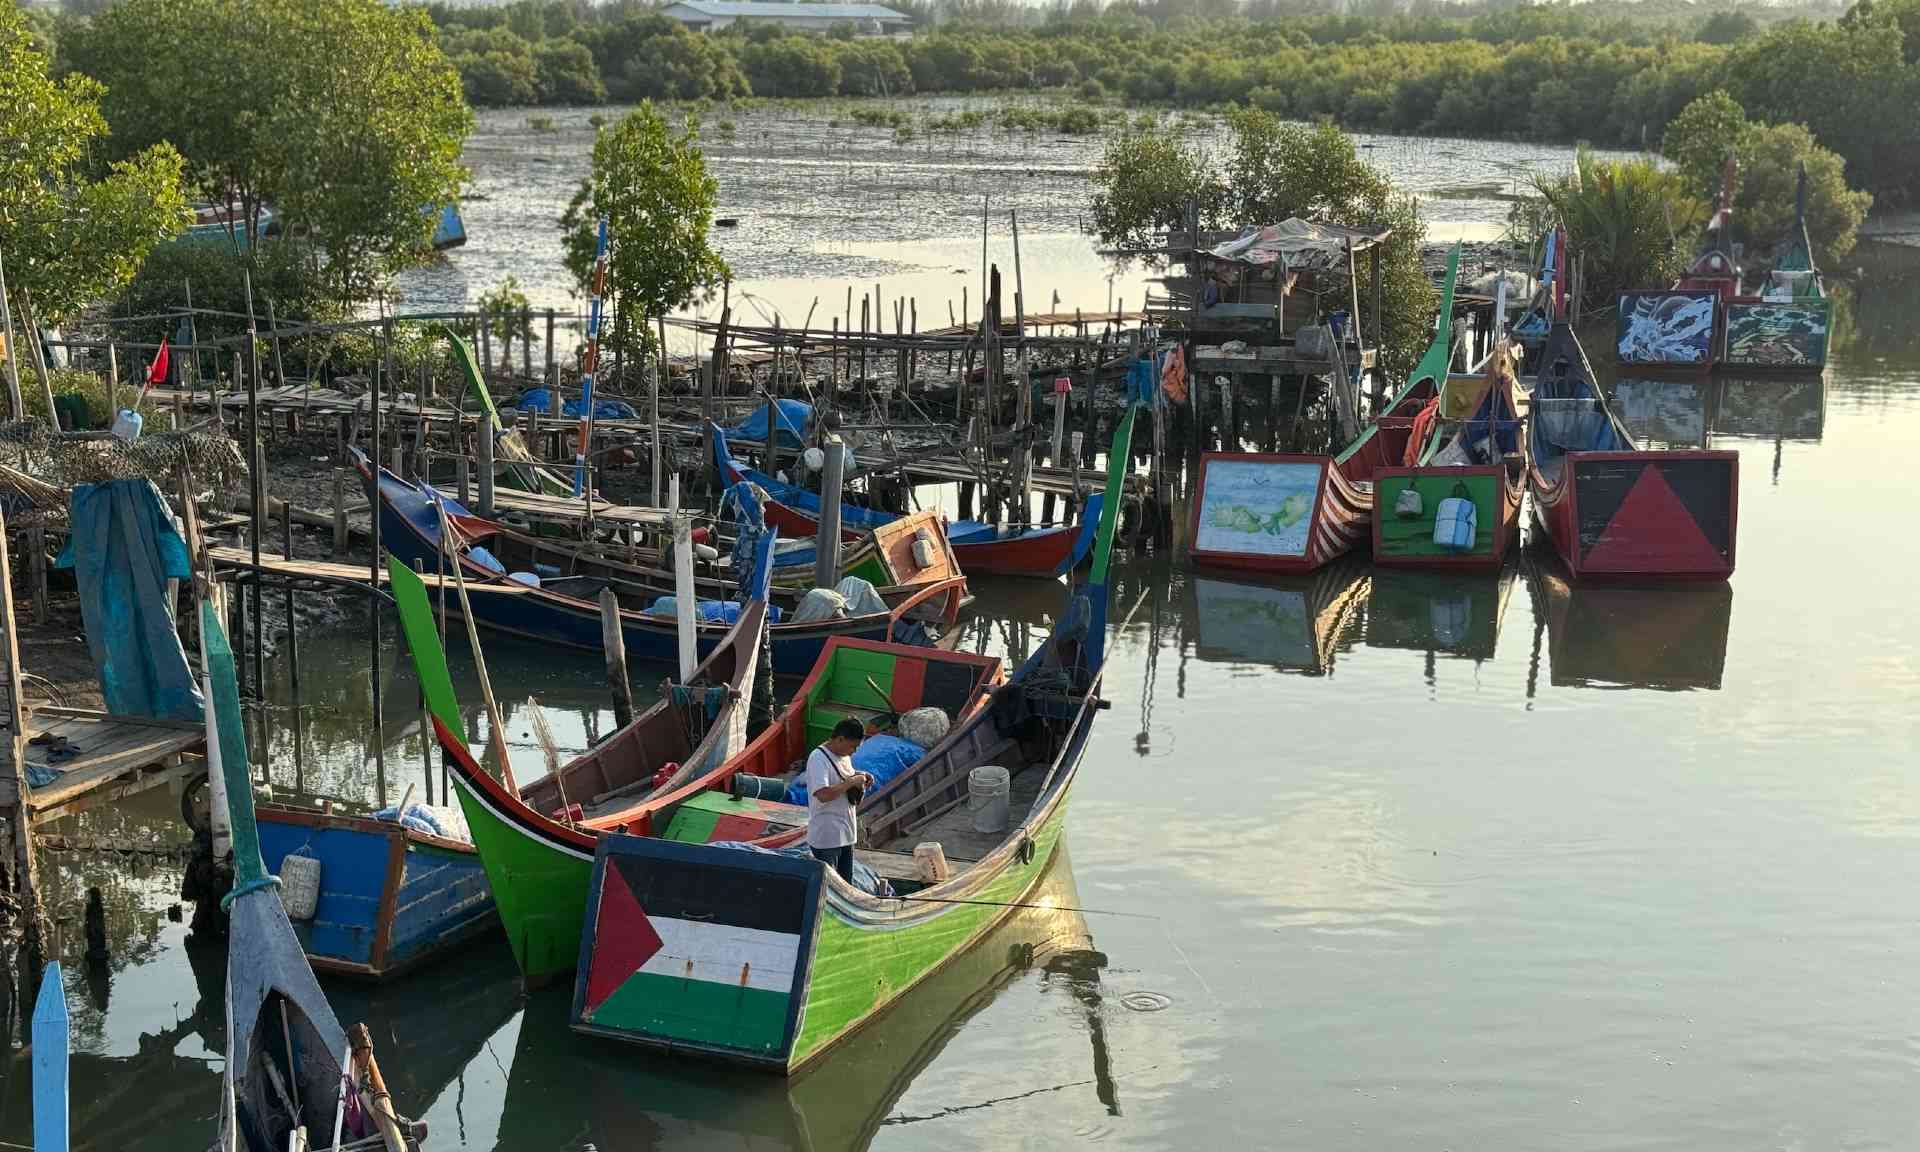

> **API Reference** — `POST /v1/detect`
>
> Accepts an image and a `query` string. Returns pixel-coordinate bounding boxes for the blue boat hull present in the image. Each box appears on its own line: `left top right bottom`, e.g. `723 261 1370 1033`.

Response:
370 471 913 675
257 808 495 978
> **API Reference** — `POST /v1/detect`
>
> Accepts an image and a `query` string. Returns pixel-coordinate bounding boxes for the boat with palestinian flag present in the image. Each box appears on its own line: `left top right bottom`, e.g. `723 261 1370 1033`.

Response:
389 526 1006 987
557 372 1143 1073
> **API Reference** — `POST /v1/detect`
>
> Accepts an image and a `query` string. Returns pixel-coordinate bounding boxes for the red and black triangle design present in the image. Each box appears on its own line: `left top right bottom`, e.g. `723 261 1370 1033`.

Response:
1579 460 1730 573
583 859 663 1016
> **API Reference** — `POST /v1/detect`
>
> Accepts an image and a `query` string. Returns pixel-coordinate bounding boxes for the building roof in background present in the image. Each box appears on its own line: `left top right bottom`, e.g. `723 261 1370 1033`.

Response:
664 1 912 20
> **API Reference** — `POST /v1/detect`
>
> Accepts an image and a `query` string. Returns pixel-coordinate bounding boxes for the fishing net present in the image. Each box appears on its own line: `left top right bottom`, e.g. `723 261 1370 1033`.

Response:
0 420 246 520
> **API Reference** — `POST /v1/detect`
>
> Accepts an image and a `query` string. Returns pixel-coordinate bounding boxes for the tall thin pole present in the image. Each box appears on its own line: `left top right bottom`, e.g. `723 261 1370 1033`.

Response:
653 315 667 506
0 250 24 420
0 507 45 963
370 315 386 800
574 216 608 502
242 273 266 705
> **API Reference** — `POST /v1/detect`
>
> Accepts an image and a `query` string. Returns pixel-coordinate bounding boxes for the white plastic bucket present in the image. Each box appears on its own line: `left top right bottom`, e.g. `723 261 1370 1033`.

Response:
278 851 322 920
968 765 1011 834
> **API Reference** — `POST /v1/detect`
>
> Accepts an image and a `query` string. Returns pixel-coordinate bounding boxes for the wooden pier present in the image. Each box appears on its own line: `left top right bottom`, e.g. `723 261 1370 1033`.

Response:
11 707 206 826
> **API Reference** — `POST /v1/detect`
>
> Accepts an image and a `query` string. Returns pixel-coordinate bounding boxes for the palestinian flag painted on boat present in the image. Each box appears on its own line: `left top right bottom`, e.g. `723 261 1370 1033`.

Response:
572 834 821 1063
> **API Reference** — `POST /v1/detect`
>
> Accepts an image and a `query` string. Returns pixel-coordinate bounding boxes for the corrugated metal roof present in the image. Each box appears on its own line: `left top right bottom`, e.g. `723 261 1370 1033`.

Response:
665 1 912 20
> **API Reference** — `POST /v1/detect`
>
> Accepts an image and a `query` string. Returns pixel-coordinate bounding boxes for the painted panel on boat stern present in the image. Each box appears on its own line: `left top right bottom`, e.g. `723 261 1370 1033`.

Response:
575 835 821 1062
1373 472 1502 561
1573 455 1736 576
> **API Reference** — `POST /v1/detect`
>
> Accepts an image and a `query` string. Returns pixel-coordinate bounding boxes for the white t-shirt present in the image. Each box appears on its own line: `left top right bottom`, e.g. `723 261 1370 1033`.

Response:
804 745 857 850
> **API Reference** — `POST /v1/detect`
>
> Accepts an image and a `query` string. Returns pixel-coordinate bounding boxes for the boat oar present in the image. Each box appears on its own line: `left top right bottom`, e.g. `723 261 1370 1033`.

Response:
434 498 517 793
861 674 899 731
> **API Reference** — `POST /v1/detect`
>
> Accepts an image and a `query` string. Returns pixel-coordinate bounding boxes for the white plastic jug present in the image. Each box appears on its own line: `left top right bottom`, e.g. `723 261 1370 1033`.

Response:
111 407 144 442
1394 487 1423 518
1432 483 1477 551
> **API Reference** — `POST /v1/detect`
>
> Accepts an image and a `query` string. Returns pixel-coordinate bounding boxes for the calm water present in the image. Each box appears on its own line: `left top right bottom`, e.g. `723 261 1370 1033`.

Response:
9 107 1920 1147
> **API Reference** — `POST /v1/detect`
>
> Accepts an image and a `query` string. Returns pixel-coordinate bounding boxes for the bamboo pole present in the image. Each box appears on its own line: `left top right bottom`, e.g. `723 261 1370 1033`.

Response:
0 250 24 419
670 476 696 683
0 506 46 963
436 499 515 791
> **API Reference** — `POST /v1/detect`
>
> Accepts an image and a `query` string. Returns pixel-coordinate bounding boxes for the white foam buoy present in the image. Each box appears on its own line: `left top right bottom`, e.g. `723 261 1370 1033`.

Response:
913 842 950 882
968 765 1011 834
278 852 322 920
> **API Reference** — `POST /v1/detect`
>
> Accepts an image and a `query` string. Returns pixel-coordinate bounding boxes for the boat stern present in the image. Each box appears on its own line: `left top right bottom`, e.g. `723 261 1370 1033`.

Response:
572 833 822 1072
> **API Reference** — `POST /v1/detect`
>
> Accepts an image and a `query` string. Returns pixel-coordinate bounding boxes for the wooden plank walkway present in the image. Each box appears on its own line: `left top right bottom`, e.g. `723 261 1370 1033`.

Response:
8 707 207 825
207 545 535 597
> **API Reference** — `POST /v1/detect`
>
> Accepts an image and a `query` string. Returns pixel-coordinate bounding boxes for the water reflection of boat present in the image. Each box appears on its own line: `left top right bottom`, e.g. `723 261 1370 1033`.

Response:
1527 557 1733 690
29 899 523 1148
1189 561 1369 674
1365 567 1515 661
495 843 1109 1151
1713 374 1827 441
1610 377 1711 448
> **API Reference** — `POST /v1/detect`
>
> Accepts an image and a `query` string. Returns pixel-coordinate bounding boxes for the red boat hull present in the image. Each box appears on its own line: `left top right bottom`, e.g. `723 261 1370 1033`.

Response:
1529 450 1738 581
756 488 1078 577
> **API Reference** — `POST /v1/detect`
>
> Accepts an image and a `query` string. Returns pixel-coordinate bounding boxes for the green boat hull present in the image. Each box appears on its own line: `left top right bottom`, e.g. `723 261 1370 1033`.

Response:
790 787 1073 1070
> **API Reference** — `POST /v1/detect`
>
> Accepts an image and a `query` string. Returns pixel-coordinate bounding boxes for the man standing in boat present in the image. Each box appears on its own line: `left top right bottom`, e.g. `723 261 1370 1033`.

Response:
807 719 872 883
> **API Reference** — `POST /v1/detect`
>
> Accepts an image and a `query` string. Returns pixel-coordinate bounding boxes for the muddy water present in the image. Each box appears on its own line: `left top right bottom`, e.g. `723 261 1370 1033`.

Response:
9 106 1920 1149
396 100 1631 337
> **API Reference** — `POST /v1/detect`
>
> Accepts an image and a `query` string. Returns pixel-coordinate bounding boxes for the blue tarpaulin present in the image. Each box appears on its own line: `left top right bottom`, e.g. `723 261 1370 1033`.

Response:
510 388 638 421
727 399 812 449
783 735 926 806
54 479 201 722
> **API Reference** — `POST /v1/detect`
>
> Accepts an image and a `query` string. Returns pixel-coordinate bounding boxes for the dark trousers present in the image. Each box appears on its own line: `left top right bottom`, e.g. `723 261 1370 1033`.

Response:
812 844 853 882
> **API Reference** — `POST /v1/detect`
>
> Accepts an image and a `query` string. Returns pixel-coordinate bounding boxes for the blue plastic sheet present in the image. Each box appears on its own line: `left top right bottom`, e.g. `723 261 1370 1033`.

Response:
646 597 784 624
54 479 201 722
510 388 638 421
727 399 812 449
783 735 926 806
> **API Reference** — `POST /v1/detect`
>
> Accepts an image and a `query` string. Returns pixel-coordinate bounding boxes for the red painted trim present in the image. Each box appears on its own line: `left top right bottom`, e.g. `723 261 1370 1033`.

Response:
890 654 925 713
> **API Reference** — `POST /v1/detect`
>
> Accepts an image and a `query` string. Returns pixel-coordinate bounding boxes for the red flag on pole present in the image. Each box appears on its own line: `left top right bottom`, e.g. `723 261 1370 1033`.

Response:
145 338 169 387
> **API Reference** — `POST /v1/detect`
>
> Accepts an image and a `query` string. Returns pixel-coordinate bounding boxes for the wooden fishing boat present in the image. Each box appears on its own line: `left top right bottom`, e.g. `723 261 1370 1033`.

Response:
377 533 775 985
360 452 966 674
560 399 1140 1074
712 422 1098 578
254 804 494 979
203 596 413 1151
394 554 1002 985
1530 257 1738 581
1372 248 1526 571
1189 247 1457 575
487 841 1108 1148
1723 166 1831 370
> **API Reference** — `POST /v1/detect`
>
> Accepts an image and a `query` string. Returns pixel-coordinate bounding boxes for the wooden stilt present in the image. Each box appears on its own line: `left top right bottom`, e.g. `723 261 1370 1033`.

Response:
0 507 46 965
600 588 633 730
